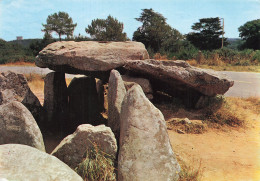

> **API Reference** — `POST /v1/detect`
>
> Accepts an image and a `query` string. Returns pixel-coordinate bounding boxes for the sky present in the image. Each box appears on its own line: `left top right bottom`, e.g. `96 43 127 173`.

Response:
0 0 259 41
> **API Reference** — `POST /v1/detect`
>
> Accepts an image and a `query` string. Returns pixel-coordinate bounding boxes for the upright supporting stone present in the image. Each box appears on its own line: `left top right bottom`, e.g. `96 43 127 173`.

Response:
44 72 68 132
118 84 180 181
67 76 103 134
108 70 126 139
96 78 105 111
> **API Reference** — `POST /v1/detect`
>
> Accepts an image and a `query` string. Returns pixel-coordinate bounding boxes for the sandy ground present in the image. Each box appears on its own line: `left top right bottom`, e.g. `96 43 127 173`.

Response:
169 118 260 181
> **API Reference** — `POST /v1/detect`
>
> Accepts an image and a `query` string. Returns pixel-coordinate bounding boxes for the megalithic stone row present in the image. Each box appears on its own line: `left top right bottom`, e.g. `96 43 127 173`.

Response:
118 84 181 181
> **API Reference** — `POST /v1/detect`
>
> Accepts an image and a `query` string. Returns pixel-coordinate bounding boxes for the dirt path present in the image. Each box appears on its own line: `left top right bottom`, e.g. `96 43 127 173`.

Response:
169 123 260 181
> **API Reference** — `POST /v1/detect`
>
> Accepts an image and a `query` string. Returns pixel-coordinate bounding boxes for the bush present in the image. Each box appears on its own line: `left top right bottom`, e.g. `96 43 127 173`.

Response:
75 143 116 181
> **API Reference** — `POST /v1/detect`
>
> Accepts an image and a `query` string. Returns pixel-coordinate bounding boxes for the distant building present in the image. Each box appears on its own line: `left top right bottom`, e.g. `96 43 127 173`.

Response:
16 36 23 40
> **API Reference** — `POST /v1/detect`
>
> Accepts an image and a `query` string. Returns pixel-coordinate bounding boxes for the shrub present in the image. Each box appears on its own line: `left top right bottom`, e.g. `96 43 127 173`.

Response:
75 143 116 181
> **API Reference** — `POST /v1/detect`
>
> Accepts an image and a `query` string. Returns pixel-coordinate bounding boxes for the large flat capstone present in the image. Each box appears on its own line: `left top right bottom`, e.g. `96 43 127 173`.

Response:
125 59 234 97
36 41 149 75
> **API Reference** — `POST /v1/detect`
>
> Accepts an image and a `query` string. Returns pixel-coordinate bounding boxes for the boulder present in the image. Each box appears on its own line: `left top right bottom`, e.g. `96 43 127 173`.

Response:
0 101 45 151
67 76 104 133
44 72 68 132
108 70 126 138
51 124 117 169
118 84 180 181
125 59 234 107
0 144 83 181
122 75 153 95
0 71 45 125
36 41 149 79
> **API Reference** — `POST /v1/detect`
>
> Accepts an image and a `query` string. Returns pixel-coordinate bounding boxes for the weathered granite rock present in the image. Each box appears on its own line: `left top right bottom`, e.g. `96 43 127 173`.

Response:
67 76 104 133
44 72 68 131
36 41 149 78
108 70 126 137
0 71 45 125
125 59 234 107
0 101 45 151
0 144 83 181
122 75 153 94
122 75 153 100
51 124 117 169
125 59 234 96
118 84 180 181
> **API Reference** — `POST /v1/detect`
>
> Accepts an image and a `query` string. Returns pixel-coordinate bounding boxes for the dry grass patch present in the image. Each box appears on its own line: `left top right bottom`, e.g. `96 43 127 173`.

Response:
176 157 203 181
204 96 260 128
75 143 116 181
1 61 35 67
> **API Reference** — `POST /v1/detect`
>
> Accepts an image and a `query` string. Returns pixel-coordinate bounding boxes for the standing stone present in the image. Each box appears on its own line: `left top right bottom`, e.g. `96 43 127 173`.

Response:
0 101 45 152
0 144 83 181
122 75 153 95
96 78 105 111
67 76 104 133
51 124 117 169
108 70 126 138
118 85 180 181
0 71 45 127
44 72 68 131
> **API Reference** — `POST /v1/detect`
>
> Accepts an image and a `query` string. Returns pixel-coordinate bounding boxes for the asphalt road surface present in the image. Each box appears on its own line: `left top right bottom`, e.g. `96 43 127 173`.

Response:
0 66 259 98
223 71 260 98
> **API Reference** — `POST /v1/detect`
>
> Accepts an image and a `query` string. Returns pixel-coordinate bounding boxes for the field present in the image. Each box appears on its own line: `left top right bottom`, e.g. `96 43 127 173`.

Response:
25 74 260 181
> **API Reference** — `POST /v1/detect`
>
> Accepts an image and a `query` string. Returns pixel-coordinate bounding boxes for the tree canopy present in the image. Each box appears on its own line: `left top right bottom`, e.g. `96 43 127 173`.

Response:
85 15 128 41
186 17 227 50
133 8 183 53
42 11 77 41
238 19 260 50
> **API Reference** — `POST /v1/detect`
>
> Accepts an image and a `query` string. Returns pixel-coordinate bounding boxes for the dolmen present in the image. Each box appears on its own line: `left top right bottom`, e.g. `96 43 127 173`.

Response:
0 41 234 180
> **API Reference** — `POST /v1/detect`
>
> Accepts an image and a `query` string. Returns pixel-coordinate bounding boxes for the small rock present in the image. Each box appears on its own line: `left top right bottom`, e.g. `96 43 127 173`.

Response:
51 124 117 169
177 129 186 134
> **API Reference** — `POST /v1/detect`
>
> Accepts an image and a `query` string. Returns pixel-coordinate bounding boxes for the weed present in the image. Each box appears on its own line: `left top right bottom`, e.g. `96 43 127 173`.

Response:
176 158 202 181
75 143 116 181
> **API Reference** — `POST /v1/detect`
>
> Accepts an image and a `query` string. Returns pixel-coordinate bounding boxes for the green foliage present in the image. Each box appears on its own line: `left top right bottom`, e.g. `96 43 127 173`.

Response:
86 15 128 41
29 32 56 56
167 40 198 60
42 11 77 41
0 39 35 64
75 143 116 181
187 17 227 50
238 19 260 50
133 8 183 52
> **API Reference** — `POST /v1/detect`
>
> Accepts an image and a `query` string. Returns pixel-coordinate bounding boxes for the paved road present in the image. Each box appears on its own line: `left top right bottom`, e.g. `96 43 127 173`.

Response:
223 71 260 98
0 66 259 98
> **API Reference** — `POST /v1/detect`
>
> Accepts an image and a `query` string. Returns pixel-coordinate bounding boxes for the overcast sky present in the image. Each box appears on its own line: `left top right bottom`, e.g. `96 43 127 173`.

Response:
0 0 259 41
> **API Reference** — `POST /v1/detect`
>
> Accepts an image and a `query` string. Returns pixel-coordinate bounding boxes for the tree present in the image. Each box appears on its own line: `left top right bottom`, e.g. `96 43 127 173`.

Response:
238 19 260 50
133 9 183 53
186 17 227 50
30 32 55 56
85 15 128 41
42 11 77 41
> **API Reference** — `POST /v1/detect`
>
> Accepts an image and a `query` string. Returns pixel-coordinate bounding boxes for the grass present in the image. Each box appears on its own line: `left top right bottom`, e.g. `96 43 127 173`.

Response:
176 158 203 181
0 61 35 66
186 59 260 72
203 96 260 128
75 143 116 181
